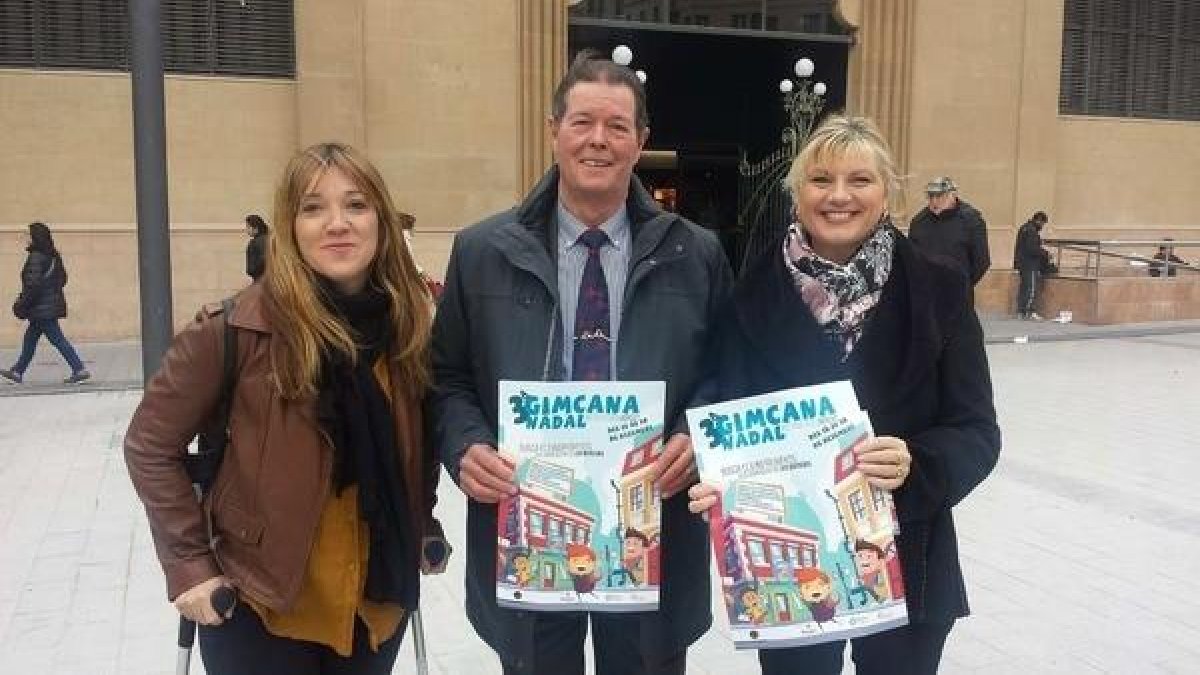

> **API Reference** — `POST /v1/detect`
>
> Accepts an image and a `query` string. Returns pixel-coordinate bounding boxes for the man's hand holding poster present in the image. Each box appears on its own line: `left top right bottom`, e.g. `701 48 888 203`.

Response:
496 380 665 612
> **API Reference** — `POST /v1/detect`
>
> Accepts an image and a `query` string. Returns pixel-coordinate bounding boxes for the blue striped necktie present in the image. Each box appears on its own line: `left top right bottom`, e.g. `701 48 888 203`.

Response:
572 229 612 381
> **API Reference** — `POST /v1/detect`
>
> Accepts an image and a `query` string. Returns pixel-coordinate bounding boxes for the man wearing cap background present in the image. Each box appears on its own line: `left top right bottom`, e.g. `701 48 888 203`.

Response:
908 176 991 287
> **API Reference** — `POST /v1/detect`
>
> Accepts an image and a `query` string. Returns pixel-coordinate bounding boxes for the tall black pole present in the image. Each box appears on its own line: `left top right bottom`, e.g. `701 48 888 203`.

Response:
130 0 174 383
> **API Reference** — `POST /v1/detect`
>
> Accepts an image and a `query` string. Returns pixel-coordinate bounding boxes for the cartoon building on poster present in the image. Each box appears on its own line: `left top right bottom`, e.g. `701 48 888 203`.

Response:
830 446 906 604
688 383 909 649
496 380 665 612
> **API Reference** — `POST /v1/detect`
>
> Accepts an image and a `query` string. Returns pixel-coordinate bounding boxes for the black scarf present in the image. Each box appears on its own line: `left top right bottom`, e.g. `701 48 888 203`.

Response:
314 279 418 609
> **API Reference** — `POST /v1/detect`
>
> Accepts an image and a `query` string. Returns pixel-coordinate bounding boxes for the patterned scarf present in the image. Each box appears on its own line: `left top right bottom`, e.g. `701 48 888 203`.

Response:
782 218 897 358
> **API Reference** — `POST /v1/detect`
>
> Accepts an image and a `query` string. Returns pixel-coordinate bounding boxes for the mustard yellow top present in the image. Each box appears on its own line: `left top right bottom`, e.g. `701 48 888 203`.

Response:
244 361 406 656
244 483 406 656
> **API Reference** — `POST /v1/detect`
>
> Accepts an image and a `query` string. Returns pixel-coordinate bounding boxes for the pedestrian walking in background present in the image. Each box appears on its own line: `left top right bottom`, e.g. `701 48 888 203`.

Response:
1013 211 1051 320
689 116 1001 675
124 142 448 674
908 176 991 287
2 221 90 385
244 213 269 282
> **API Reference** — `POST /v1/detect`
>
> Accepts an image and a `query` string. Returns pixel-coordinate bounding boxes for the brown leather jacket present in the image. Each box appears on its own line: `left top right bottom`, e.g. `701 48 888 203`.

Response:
125 283 444 611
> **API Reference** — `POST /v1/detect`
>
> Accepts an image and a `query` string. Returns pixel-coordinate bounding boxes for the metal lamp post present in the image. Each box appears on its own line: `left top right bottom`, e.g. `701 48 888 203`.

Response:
129 0 174 383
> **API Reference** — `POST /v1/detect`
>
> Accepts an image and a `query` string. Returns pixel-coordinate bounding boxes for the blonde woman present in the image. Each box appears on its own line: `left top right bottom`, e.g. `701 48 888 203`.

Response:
689 116 1000 675
125 142 447 673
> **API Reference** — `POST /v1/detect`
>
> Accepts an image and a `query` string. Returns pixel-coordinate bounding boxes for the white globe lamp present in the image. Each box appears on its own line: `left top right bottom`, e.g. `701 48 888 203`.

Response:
794 58 815 79
813 82 828 96
779 79 794 94
612 45 634 66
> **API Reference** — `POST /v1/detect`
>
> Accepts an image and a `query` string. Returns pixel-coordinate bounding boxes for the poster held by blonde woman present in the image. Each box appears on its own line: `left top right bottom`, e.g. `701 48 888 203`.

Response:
689 116 1000 675
125 142 448 674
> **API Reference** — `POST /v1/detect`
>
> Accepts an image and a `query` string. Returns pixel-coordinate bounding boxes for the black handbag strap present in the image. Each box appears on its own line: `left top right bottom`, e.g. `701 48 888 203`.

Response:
213 298 238 455
188 298 239 493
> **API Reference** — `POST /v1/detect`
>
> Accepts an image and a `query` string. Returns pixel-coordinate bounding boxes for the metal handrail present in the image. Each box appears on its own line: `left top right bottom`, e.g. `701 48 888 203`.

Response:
1042 238 1200 278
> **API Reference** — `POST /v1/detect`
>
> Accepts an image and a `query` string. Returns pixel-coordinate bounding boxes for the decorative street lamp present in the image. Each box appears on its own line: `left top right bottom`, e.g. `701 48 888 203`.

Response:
612 44 633 66
737 56 830 269
776 57 828 153
610 45 648 85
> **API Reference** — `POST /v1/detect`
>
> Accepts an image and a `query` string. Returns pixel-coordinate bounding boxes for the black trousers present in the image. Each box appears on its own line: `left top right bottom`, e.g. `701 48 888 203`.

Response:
758 620 954 675
501 613 686 675
198 604 407 675
1017 268 1041 315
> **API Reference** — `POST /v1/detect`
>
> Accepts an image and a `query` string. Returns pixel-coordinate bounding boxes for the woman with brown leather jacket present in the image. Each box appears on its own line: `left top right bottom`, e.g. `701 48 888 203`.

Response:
125 142 448 673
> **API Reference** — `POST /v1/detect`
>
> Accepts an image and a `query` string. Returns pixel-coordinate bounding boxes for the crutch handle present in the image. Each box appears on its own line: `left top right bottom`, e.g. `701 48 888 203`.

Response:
177 616 197 650
175 586 238 669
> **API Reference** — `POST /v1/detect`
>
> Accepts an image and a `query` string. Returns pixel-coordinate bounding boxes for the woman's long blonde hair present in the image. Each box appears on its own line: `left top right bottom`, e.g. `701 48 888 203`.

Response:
264 142 432 400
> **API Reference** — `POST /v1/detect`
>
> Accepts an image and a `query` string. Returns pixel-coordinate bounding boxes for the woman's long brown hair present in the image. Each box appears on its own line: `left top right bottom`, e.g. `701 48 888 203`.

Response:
263 142 432 401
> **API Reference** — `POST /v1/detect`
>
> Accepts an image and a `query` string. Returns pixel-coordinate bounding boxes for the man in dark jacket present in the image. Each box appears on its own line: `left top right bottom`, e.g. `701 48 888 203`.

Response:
430 51 733 675
908 176 991 287
1012 211 1050 320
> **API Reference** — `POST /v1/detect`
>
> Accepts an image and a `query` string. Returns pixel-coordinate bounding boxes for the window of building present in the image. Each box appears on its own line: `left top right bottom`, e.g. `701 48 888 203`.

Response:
630 483 645 514
839 452 855 474
0 0 295 78
747 538 767 565
770 541 785 565
848 490 867 523
530 512 545 537
1060 0 1200 121
871 486 888 514
788 544 801 567
802 546 817 567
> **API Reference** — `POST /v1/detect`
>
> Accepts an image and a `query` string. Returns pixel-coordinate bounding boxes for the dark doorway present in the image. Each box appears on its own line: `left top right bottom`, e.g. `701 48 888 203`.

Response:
569 22 849 271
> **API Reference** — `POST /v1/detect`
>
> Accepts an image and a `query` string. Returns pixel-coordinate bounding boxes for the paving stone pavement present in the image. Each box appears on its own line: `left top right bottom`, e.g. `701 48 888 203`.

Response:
3 315 1199 397
1 334 1198 674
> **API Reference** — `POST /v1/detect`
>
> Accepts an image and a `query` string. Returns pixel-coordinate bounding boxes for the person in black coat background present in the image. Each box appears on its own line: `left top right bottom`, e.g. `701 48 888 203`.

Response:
689 116 1001 675
244 214 269 282
1013 211 1050 319
908 176 991 287
3 222 90 384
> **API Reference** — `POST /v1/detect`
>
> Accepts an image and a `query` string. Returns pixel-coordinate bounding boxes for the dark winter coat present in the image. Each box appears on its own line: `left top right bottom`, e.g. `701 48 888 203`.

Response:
1013 220 1047 271
15 249 68 320
430 166 734 668
908 200 991 285
245 233 267 280
709 231 1001 625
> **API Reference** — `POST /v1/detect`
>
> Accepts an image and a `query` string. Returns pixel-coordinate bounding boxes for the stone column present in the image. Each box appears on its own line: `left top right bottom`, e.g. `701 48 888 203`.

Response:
516 0 567 195
837 0 916 180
